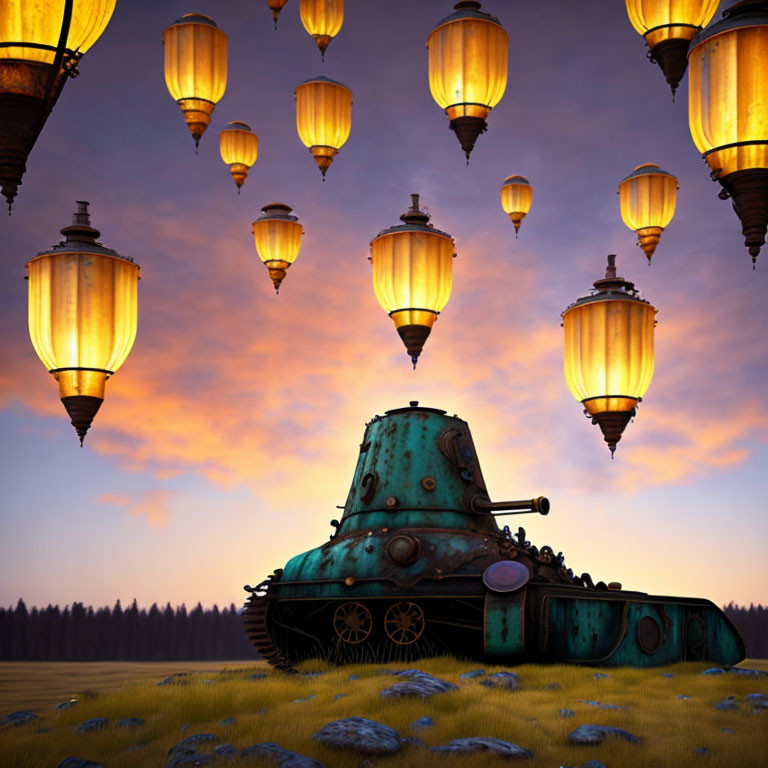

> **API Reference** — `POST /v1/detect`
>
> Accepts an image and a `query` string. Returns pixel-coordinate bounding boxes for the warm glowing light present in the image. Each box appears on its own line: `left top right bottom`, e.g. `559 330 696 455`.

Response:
268 0 290 29
688 1 768 266
562 255 656 457
163 13 228 150
252 203 304 293
299 0 343 58
370 194 455 368
295 75 352 179
26 202 139 446
625 0 718 97
427 1 508 162
219 122 258 193
618 163 677 263
500 175 532 237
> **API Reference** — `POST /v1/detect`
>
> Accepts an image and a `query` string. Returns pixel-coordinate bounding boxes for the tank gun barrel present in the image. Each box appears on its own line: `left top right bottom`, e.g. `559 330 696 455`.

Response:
471 495 550 516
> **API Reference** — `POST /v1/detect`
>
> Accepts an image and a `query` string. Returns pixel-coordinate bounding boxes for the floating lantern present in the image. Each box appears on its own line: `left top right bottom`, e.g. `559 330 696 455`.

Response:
0 0 116 211
162 13 227 151
500 175 532 237
618 163 677 263
268 0 289 29
688 0 768 267
625 0 718 99
295 75 352 179
427 1 508 162
370 194 455 368
26 202 139 446
562 255 656 458
252 203 304 293
219 121 258 193
300 0 343 59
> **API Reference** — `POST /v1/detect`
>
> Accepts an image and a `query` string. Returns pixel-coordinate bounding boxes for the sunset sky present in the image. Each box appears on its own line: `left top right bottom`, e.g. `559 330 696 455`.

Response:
1 0 766 614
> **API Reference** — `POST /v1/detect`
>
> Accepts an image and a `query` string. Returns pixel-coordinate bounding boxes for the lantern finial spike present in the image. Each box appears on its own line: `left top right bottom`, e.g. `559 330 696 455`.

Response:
606 254 617 278
412 356 418 369
609 443 616 459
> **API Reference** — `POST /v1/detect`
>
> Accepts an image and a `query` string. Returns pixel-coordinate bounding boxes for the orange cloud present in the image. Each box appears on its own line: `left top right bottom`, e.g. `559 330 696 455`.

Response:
95 489 176 528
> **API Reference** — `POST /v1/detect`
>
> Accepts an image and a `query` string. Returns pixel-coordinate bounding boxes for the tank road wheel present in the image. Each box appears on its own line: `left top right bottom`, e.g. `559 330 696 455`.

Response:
333 602 373 644
384 601 425 645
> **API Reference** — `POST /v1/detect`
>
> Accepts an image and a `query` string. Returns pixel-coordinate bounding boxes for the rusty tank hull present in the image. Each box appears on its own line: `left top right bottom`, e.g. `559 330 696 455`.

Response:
244 404 744 669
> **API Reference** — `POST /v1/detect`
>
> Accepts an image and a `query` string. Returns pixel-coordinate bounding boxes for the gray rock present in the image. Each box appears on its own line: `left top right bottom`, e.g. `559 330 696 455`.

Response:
695 747 709 755
303 671 326 678
431 737 533 758
401 736 425 747
677 695 692 700
313 717 401 755
560 709 575 718
715 696 740 711
702 668 725 676
728 668 768 677
568 725 641 746
116 717 144 728
251 672 268 680
178 734 217 748
545 682 562 690
661 672 674 678
165 745 212 768
158 673 191 686
122 744 147 753
332 693 347 701
36 726 52 733
56 699 78 710
292 694 318 703
56 760 105 768
213 744 239 758
411 716 434 729
2 710 38 726
582 762 608 768
593 673 610 680
480 671 522 690
76 718 108 733
242 742 327 767
721 728 734 734
219 717 236 726
746 693 768 710
579 699 626 711
381 670 457 698
459 669 486 679
348 674 359 681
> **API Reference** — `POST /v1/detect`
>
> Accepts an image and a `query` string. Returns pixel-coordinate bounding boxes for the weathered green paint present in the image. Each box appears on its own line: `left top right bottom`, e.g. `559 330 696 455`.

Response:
484 591 525 658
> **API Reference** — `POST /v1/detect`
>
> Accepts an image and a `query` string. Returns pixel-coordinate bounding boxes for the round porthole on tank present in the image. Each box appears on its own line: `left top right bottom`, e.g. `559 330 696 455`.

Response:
684 614 707 649
636 616 662 654
482 560 530 593
386 534 421 566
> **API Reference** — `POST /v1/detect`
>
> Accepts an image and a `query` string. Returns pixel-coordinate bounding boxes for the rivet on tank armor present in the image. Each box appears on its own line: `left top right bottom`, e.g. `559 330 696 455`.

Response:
422 476 437 491
385 496 398 509
344 576 355 587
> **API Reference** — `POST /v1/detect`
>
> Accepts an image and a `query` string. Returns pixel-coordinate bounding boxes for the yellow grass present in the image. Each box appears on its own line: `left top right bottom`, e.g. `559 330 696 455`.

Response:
1 658 767 768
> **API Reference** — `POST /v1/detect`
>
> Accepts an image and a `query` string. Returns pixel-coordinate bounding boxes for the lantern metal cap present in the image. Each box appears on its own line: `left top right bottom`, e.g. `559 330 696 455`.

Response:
621 163 675 182
170 13 220 28
502 175 530 186
384 403 448 416
223 121 252 131
373 194 453 240
257 202 299 222
689 0 768 50
297 75 351 90
435 1 502 27
563 255 654 313
30 202 135 265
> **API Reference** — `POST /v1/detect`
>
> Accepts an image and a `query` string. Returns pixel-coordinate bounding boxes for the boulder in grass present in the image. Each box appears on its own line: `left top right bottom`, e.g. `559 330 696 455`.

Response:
313 717 402 755
251 672 268 680
56 699 78 710
593 673 610 680
381 671 457 698
480 671 521 690
178 734 217 748
459 669 486 679
76 718 108 733
661 672 674 679
568 725 641 746
242 742 327 768
560 709 575 718
116 717 144 728
430 737 533 758
219 717 236 726
579 699 626 711
165 745 212 768
411 716 434 729
747 693 768 710
715 696 740 711
57 759 105 768
158 673 191 687
2 710 38 727
582 761 608 768
728 668 768 678
701 668 725 676
213 744 239 758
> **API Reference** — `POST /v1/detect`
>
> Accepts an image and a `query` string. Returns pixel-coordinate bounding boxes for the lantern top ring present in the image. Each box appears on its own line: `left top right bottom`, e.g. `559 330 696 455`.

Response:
502 175 530 185
434 2 502 28
169 13 220 28
689 2 768 50
372 223 453 240
297 74 351 90
621 163 675 181
256 202 299 222
223 121 252 131
562 291 655 315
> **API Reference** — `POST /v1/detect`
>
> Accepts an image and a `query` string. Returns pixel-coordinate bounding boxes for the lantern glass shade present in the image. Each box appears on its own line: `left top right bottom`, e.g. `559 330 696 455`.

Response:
252 203 304 293
427 1 508 160
370 194 455 367
0 0 116 63
299 0 343 56
295 76 352 178
500 175 532 235
219 121 258 191
26 202 139 445
625 0 718 48
163 13 228 147
618 163 677 262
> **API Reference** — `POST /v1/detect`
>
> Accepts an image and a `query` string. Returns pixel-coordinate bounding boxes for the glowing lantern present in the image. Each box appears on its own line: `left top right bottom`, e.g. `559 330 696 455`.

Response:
252 203 304 293
268 0 289 29
370 194 455 368
219 122 258 193
162 13 227 151
300 0 343 59
26 202 139 446
295 75 352 179
618 163 677 263
500 175 533 237
688 0 768 267
0 0 116 211
562 255 656 458
427 1 508 162
625 0 718 98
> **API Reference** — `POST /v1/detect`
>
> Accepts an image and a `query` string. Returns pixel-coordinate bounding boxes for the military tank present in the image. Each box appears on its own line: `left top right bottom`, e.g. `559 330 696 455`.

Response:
244 404 744 670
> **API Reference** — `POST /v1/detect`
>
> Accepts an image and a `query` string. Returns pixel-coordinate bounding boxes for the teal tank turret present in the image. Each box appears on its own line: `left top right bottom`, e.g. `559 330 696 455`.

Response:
244 404 745 670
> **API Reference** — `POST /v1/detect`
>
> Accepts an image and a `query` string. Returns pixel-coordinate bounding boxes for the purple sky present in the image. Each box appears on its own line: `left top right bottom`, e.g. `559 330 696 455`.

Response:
1 0 766 612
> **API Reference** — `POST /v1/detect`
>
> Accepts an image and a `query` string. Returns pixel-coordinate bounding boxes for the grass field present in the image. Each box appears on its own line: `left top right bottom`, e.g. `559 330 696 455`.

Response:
1 658 767 767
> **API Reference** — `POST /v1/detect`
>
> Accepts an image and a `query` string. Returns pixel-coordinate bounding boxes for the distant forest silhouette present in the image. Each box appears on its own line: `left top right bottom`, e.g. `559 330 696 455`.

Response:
0 600 765 661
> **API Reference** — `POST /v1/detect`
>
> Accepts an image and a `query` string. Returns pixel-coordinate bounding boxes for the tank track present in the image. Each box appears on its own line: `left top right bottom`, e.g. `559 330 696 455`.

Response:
243 574 297 674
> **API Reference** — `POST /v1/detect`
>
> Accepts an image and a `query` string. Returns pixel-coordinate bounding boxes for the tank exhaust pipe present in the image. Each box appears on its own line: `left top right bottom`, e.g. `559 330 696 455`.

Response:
471 495 550 516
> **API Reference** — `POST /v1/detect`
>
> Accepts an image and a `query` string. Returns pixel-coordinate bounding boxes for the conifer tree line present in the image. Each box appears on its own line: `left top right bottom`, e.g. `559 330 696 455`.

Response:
0 600 257 661
0 600 765 660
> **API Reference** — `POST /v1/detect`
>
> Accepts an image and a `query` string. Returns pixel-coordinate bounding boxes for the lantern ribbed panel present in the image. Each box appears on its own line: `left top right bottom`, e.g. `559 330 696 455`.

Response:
427 18 508 112
27 252 138 391
163 17 227 104
625 0 718 47
220 125 258 166
501 177 532 216
619 167 677 230
295 79 352 150
0 0 116 62
371 231 454 319
299 0 343 39
689 25 768 176
253 219 303 265
563 299 655 408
